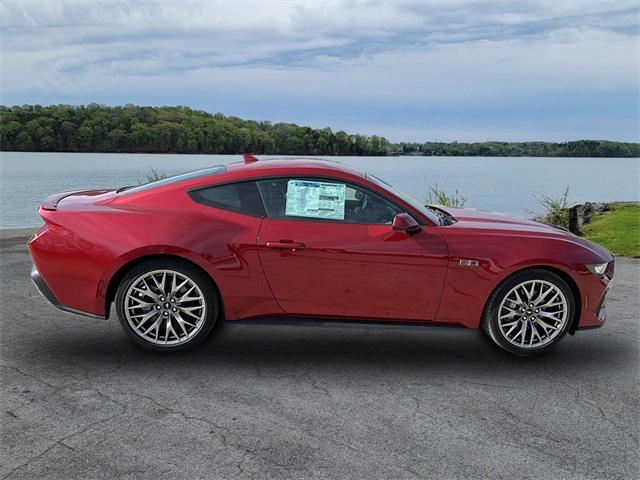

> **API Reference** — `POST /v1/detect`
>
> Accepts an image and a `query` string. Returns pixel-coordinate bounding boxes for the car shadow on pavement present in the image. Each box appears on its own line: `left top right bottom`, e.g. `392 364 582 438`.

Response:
200 322 629 371
14 317 630 382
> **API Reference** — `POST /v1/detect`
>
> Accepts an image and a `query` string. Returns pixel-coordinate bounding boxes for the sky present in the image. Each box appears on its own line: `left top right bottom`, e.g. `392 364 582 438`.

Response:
1 0 639 142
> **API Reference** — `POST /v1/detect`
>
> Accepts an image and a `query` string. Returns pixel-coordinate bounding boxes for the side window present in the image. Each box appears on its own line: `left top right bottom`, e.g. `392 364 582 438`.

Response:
257 178 401 224
344 183 401 224
256 178 288 219
189 181 265 217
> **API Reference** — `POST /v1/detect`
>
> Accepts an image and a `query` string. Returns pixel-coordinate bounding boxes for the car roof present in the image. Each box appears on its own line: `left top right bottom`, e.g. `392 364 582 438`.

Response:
117 157 370 198
224 157 365 178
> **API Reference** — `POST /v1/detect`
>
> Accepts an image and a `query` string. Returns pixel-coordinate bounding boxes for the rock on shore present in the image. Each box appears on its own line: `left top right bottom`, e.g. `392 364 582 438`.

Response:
567 201 638 234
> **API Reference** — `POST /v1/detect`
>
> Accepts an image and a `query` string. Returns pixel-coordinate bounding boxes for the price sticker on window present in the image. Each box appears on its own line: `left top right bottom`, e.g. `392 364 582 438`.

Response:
285 180 346 220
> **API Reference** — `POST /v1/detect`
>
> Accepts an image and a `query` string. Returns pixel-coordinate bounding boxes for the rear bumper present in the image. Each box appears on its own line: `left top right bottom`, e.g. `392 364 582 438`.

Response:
30 265 105 319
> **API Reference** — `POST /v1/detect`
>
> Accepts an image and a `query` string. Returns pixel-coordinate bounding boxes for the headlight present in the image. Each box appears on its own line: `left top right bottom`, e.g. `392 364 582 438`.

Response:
586 263 608 275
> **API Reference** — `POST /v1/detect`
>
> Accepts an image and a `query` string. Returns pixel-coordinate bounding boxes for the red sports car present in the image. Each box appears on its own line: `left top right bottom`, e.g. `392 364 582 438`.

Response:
28 156 614 356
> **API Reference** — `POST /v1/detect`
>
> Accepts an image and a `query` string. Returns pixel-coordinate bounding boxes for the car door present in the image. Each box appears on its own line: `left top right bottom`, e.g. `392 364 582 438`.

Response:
256 177 448 321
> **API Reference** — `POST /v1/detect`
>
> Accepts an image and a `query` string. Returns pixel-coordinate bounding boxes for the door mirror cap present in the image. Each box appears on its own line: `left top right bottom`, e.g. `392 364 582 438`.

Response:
392 213 422 233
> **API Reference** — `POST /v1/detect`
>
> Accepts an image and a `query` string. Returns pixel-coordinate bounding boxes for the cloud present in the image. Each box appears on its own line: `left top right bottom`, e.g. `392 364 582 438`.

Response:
1 0 638 141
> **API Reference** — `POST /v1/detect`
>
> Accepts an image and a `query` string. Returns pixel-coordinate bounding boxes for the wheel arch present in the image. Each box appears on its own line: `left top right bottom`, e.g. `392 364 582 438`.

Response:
104 253 224 319
483 265 582 334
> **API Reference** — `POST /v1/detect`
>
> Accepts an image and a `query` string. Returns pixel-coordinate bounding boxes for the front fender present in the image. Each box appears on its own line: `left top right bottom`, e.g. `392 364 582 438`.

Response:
434 229 611 328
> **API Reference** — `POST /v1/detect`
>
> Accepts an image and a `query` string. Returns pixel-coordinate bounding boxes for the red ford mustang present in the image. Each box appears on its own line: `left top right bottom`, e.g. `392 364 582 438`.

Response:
28 156 614 356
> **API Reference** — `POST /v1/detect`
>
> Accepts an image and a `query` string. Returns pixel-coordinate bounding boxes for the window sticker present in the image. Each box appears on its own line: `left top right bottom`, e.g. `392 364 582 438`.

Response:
285 180 346 220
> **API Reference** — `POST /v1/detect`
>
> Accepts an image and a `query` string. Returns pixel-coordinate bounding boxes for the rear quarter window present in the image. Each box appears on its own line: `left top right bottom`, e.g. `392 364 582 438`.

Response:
189 181 265 217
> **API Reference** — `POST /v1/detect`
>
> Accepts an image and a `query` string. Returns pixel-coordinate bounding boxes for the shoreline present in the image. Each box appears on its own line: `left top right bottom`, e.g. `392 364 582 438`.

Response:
0 227 37 239
2 151 640 158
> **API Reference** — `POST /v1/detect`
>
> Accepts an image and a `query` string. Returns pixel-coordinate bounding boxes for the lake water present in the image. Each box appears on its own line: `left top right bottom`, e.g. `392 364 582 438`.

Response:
0 152 638 228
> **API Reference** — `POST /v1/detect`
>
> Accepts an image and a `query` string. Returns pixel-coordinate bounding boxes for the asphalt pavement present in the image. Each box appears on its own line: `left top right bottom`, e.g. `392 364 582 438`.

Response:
1 228 638 479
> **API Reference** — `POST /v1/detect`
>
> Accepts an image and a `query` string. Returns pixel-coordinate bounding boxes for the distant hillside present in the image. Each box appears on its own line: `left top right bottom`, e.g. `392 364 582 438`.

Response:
0 104 393 156
1 104 638 157
397 140 640 158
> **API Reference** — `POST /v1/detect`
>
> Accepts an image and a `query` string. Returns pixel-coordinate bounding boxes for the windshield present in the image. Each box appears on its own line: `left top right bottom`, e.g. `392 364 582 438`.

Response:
118 165 227 194
366 173 442 225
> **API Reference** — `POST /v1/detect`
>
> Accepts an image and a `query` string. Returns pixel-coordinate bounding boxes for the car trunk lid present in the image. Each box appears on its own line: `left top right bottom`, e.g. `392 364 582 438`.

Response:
40 189 117 211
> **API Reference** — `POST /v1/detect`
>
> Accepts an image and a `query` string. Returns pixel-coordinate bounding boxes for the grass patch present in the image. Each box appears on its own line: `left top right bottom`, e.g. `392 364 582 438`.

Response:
534 186 570 230
426 184 468 208
139 167 168 184
583 203 640 257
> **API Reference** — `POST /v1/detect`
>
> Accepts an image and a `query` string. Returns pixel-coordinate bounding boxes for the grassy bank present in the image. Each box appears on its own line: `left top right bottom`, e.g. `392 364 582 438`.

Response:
583 203 640 257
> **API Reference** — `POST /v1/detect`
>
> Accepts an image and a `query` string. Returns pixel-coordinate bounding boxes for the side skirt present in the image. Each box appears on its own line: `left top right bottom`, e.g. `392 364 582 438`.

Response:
228 316 467 330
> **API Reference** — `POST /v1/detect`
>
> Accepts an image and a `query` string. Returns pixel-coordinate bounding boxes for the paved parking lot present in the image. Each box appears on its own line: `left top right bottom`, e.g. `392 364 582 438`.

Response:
1 229 638 479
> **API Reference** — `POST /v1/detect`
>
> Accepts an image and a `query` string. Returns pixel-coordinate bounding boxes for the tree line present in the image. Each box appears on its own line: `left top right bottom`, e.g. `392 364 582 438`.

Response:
397 140 639 158
1 104 638 157
0 104 392 156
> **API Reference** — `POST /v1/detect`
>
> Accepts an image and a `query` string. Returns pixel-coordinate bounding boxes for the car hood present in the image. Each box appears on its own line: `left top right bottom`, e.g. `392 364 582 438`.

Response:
435 206 613 260
439 206 551 229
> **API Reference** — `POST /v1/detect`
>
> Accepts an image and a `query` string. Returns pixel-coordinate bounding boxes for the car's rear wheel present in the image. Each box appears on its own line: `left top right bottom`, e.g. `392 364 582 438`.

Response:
115 258 219 352
482 269 574 356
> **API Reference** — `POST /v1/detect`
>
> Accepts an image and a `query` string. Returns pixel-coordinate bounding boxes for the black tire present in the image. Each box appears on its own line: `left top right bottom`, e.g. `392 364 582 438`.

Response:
115 258 219 352
481 268 574 356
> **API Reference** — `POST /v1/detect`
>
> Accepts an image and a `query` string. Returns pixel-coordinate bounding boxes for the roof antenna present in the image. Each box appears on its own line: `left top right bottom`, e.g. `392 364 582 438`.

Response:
243 154 258 163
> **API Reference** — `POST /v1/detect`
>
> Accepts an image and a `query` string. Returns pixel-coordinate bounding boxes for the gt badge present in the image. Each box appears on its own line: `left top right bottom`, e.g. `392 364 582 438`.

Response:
459 259 480 267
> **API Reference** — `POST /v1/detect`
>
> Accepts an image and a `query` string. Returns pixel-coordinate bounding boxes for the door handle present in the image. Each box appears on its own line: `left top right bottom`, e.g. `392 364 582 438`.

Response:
265 240 306 251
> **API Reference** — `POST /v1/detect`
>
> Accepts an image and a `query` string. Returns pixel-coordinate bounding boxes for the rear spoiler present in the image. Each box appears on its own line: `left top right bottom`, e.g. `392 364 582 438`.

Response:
40 190 104 211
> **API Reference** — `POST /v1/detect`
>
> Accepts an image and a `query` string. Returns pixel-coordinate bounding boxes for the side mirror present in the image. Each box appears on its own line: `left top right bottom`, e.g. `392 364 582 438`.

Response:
392 213 421 233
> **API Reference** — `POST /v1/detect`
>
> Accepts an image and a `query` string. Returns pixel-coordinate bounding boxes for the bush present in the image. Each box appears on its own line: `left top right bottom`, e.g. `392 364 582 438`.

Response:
426 184 468 208
535 186 570 229
140 167 168 184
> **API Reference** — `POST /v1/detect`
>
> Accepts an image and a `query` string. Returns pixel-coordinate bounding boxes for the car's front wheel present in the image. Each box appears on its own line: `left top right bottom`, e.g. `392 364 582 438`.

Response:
482 269 574 356
115 258 219 352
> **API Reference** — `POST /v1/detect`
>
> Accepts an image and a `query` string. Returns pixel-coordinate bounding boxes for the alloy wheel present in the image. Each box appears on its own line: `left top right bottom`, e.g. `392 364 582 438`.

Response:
497 279 568 349
124 269 207 345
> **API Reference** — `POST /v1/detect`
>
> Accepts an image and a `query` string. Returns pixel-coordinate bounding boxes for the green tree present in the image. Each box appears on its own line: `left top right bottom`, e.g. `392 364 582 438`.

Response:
0 104 638 157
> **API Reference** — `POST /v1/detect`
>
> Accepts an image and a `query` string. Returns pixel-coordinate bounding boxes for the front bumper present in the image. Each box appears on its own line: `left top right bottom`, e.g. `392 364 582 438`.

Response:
576 261 614 330
30 265 105 319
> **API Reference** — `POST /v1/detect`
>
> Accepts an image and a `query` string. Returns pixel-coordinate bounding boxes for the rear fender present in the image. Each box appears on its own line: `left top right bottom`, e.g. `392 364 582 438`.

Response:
97 245 221 316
